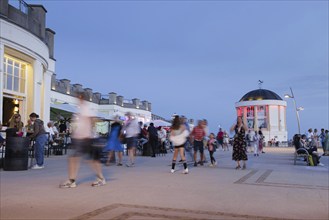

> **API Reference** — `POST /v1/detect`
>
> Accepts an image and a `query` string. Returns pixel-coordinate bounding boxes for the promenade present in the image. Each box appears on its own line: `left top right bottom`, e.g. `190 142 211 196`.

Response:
1 146 328 220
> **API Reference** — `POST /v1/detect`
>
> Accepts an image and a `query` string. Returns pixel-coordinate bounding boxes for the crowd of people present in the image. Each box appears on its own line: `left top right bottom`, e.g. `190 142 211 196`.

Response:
292 128 329 166
305 128 329 156
1 104 328 188
0 108 75 170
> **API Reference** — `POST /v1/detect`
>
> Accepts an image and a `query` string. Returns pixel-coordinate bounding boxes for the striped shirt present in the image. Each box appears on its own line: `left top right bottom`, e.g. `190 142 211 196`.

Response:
191 126 206 141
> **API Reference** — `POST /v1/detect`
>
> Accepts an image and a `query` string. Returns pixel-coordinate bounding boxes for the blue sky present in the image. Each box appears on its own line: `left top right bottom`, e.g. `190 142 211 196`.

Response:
31 0 328 137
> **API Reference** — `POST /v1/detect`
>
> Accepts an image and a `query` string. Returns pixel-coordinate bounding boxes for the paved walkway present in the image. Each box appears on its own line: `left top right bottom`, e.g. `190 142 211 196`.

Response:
1 147 328 220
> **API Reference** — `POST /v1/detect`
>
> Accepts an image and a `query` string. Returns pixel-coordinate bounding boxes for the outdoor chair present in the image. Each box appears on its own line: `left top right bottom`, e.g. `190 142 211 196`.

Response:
294 146 310 165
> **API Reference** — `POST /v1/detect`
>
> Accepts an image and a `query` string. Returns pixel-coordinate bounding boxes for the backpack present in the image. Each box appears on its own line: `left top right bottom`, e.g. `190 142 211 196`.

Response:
308 154 318 166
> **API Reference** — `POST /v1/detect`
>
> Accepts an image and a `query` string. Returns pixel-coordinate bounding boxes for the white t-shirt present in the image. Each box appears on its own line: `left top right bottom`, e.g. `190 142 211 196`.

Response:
72 102 92 139
124 119 140 138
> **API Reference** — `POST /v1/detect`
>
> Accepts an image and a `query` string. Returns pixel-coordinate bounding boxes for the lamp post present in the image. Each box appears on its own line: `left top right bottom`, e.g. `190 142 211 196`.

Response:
284 87 303 134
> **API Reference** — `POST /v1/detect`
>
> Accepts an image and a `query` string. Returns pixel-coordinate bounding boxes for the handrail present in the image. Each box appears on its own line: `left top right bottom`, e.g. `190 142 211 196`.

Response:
9 0 32 14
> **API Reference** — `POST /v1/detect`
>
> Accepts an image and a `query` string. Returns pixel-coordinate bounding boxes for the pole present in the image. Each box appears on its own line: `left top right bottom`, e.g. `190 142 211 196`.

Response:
290 87 301 134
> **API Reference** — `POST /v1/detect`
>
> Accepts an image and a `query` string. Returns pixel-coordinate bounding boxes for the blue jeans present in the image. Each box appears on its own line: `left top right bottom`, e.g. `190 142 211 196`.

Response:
35 134 47 166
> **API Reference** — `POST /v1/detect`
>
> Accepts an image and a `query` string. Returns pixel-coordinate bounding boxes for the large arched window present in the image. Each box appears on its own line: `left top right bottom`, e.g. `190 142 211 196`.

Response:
3 55 27 95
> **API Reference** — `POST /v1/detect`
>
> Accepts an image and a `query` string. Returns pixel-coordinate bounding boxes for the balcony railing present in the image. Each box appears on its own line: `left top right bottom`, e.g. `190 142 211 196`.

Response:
9 0 29 14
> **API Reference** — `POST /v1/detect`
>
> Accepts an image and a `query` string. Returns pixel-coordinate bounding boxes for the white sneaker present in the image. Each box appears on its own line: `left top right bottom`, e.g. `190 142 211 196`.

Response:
209 164 214 167
59 180 77 188
318 163 324 166
31 164 44 169
170 169 175 173
91 178 106 187
183 168 189 174
126 163 135 167
214 161 218 166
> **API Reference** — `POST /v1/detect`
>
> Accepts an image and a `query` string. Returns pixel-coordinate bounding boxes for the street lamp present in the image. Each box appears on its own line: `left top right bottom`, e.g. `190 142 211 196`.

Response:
284 87 304 134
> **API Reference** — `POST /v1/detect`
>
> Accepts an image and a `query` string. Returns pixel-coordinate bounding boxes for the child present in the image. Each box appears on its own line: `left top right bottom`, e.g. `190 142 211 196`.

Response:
207 133 217 167
223 130 230 151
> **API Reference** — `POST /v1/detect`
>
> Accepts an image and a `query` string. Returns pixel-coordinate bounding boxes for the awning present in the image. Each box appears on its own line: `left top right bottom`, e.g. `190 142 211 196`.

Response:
50 103 112 120
146 120 171 127
50 103 79 113
93 112 111 120
50 103 79 120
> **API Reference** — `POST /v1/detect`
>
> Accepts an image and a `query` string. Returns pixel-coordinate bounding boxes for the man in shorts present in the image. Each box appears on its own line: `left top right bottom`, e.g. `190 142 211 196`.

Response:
123 112 140 167
191 120 206 166
60 93 105 188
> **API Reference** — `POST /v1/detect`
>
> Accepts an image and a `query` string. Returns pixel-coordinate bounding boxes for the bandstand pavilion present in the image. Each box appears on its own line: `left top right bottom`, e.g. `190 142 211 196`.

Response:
235 88 288 143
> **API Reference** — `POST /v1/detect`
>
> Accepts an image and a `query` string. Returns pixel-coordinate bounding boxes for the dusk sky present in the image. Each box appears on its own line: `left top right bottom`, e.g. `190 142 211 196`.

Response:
31 0 328 137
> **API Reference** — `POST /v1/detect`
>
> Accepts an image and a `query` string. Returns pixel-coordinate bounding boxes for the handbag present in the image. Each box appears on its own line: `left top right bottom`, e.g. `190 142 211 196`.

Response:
169 129 189 146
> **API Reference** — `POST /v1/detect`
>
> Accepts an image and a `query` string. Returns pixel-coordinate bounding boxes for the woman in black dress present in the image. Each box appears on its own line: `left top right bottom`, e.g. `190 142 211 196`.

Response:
230 116 248 169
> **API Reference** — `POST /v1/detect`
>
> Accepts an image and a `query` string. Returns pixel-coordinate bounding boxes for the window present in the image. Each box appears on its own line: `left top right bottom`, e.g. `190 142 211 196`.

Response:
246 106 254 129
3 56 27 94
257 106 267 129
9 0 28 14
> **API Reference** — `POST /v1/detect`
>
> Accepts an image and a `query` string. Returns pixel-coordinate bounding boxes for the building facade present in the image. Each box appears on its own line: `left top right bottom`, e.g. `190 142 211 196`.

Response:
50 74 152 123
1 0 152 127
235 89 288 143
0 0 55 125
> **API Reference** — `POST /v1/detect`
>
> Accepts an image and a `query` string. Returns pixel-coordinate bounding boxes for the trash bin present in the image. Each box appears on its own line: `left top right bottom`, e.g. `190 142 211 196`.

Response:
4 137 30 171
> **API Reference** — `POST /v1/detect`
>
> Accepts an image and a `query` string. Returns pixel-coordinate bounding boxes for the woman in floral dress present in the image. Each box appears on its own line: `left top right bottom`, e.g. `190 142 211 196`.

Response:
230 116 248 169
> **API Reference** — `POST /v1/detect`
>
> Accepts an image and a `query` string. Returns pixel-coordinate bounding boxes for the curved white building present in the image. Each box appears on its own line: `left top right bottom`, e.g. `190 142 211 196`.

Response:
0 0 55 125
235 89 288 143
1 0 152 127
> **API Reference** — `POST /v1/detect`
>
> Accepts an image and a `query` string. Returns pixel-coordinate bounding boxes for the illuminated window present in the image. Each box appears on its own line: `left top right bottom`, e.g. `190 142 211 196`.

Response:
246 106 254 129
257 106 267 129
3 56 27 94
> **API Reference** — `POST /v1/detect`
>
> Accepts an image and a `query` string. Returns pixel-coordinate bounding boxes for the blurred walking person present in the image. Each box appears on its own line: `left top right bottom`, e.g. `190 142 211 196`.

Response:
169 115 189 174
147 122 158 157
158 126 167 155
223 130 230 151
230 116 248 169
319 128 326 155
138 122 148 147
202 119 209 163
207 133 217 167
258 130 265 153
253 129 260 156
105 116 123 166
123 112 140 167
324 130 329 155
191 120 206 167
60 93 105 188
217 128 224 150
181 116 193 161
29 113 47 169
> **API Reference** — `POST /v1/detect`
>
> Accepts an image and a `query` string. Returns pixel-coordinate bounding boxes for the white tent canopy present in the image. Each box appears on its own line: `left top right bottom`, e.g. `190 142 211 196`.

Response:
50 103 111 120
50 103 79 113
146 119 171 127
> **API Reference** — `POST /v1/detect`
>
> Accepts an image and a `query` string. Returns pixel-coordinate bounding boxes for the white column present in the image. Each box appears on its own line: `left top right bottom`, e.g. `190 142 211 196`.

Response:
43 70 53 123
243 107 247 127
278 106 281 131
254 106 258 130
267 105 271 143
0 43 4 123
33 59 43 115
